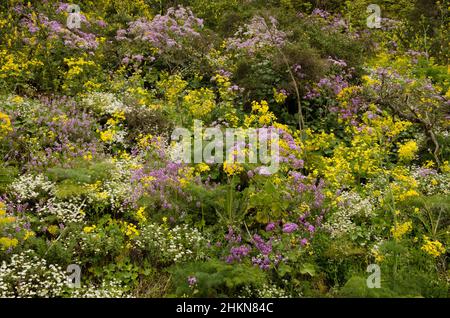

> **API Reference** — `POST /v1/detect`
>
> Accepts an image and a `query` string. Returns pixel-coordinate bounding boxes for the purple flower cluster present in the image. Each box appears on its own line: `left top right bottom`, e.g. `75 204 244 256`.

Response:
265 222 276 232
226 16 287 54
19 7 99 51
117 6 203 53
253 234 272 255
226 245 251 263
282 222 298 233
224 227 242 244
4 97 100 169
252 255 271 270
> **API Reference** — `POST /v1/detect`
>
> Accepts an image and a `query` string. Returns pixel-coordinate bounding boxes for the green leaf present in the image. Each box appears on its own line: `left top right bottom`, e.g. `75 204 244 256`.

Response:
299 263 316 277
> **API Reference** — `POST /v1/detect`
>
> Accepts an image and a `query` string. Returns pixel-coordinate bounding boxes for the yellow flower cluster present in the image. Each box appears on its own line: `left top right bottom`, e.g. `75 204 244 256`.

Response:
371 247 384 263
141 176 156 188
86 181 109 201
273 88 287 104
196 163 210 173
121 221 140 238
421 236 446 258
304 129 335 152
47 225 59 236
390 168 419 202
0 49 43 79
391 221 412 240
99 111 126 144
223 161 244 176
183 88 216 118
398 140 418 162
365 114 412 139
244 100 276 127
135 207 147 224
100 129 115 143
157 73 188 104
214 74 232 98
64 57 97 79
0 111 13 139
127 86 153 107
178 167 195 188
0 202 18 250
83 225 97 234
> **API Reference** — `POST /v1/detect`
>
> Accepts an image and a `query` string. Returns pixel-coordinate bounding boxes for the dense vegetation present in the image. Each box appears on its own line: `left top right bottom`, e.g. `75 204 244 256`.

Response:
0 0 449 297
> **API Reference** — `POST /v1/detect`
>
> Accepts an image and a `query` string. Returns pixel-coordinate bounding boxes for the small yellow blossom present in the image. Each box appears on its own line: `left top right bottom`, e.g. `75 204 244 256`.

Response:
83 225 97 234
136 207 147 224
391 221 412 240
223 161 244 176
421 236 446 257
47 225 59 236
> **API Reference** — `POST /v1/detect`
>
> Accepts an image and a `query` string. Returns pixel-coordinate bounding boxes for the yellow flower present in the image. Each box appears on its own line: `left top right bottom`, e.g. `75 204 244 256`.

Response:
83 225 97 234
24 230 35 240
136 207 147 224
121 222 140 238
0 111 13 138
100 129 115 143
223 161 244 176
83 152 93 161
421 236 445 257
11 95 23 104
398 140 418 162
273 88 287 104
0 237 18 250
47 225 59 236
183 88 216 118
372 247 384 263
196 163 210 173
391 221 412 240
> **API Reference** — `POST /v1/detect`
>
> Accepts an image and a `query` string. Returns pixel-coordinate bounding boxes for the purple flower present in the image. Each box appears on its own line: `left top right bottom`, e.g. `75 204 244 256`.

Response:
265 222 276 232
227 245 251 263
187 276 197 287
282 223 298 233
252 255 271 270
253 234 272 255
97 20 107 28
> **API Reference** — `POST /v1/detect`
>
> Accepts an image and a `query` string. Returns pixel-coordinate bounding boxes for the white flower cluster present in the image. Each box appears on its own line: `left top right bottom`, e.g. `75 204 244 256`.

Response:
323 191 375 238
81 92 129 115
240 283 291 298
3 95 41 118
37 199 85 224
69 279 129 298
135 223 207 263
9 174 55 202
84 159 136 211
0 251 67 298
0 250 129 298
411 167 450 196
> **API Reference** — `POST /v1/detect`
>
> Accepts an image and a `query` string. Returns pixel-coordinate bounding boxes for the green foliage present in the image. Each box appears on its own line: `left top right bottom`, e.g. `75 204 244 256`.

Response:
169 259 267 297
